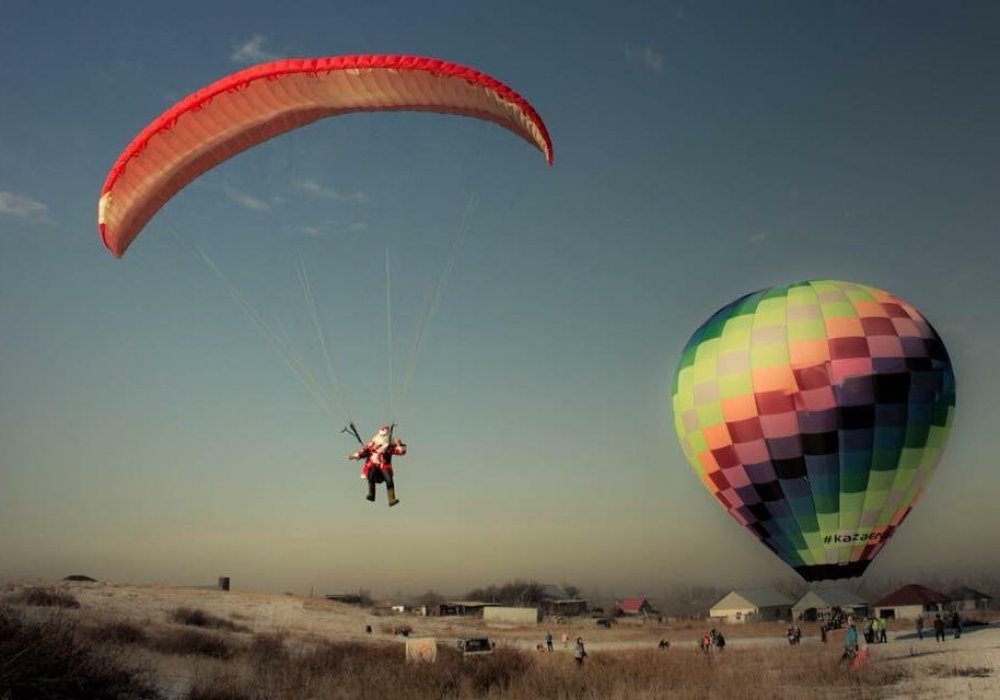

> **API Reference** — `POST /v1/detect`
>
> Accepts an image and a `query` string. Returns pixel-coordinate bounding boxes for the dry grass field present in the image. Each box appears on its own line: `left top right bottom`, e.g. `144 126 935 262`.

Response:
2 577 997 699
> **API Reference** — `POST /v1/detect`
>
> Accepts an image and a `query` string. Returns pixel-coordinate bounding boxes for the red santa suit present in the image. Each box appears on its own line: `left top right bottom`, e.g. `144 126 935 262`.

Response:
349 425 407 506
352 430 407 480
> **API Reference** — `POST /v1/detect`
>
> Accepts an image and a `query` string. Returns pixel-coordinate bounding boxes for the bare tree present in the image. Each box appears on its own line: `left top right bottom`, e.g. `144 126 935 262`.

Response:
770 577 808 602
465 580 548 606
412 590 445 608
464 585 499 602
659 584 725 619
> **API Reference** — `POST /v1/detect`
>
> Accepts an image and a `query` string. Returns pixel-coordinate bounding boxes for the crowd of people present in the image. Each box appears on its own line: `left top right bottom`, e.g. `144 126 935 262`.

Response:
537 608 967 669
699 628 726 652
918 611 963 641
536 632 588 667
862 616 888 644
838 609 967 666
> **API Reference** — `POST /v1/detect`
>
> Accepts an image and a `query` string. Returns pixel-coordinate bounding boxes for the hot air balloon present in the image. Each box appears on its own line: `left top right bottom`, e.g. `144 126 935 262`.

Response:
671 280 955 581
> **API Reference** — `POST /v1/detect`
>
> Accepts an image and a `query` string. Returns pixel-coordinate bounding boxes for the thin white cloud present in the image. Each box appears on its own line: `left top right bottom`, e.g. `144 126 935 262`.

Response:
0 191 47 219
231 35 279 65
224 186 271 212
298 178 369 203
626 45 666 74
291 220 368 237
749 231 769 244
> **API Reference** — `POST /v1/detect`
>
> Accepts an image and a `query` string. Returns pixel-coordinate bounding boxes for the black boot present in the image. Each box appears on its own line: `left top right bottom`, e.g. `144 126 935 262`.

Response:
387 487 399 507
366 482 376 502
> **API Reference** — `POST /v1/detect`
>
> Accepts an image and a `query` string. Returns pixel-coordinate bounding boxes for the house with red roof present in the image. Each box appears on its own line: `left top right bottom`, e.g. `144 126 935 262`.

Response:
873 584 950 620
616 597 656 617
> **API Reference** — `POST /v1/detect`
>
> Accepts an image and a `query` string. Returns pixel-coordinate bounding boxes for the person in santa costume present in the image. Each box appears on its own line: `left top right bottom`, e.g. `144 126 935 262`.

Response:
349 425 406 506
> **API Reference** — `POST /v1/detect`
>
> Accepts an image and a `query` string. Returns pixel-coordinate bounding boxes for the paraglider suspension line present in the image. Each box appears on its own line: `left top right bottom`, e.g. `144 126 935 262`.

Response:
342 422 364 446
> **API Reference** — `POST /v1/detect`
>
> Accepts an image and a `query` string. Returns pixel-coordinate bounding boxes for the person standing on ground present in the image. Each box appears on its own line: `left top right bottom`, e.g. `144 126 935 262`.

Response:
573 637 587 666
841 621 859 663
915 614 924 640
934 613 946 642
545 631 553 652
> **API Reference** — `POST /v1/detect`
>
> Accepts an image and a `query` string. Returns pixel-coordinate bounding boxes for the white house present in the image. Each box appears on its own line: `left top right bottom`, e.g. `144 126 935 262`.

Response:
948 586 993 612
792 586 868 622
709 588 793 623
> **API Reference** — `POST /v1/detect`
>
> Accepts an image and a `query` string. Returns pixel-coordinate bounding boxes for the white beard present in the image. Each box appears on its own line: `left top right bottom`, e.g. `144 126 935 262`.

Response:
369 429 390 457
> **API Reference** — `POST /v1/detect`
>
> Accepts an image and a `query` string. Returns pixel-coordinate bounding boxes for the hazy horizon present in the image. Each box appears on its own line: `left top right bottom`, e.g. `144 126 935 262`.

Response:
2 2 999 600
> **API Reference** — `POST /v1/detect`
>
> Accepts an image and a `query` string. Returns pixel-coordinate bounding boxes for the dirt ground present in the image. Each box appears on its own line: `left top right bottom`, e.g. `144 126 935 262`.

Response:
3 577 997 698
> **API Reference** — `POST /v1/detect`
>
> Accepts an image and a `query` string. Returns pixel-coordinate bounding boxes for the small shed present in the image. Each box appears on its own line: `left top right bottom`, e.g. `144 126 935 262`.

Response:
540 584 588 617
710 588 793 623
792 586 869 622
437 600 497 617
483 606 542 625
873 584 950 619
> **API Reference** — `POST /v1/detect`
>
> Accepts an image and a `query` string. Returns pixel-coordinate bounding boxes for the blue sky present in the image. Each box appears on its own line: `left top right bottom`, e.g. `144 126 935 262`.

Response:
1 1 998 599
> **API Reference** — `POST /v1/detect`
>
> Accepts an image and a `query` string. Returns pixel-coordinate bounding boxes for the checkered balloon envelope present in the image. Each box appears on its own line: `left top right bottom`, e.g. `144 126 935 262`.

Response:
672 280 956 581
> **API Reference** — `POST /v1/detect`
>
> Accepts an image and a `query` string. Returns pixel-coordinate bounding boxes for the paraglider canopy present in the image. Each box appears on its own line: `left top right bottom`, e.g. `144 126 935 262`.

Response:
98 54 553 257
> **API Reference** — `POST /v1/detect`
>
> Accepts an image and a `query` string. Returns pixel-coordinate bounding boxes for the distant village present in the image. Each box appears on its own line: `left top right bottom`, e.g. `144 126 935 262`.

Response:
318 579 997 627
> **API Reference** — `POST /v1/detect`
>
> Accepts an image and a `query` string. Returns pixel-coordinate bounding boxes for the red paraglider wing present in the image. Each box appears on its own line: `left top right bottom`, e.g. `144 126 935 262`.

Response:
98 55 553 257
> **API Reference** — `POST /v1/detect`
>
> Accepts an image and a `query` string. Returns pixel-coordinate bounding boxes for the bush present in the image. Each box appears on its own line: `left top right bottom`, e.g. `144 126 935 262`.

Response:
174 637 911 700
83 620 149 645
466 647 532 695
0 606 161 699
169 607 250 633
928 663 992 678
293 641 464 700
299 640 381 676
247 632 290 667
186 670 252 700
151 628 236 659
11 587 81 609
